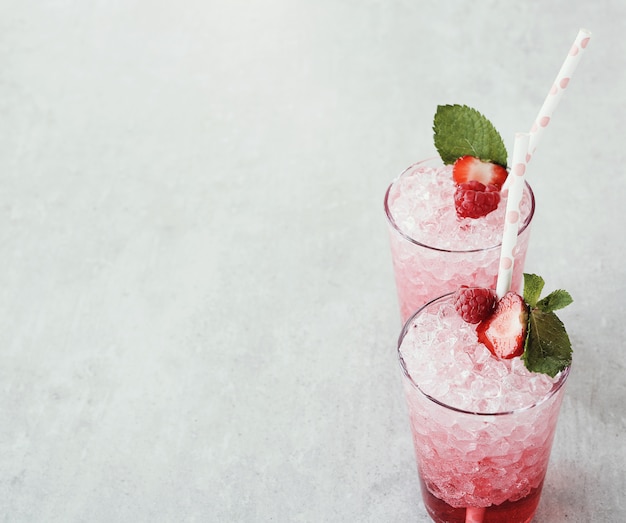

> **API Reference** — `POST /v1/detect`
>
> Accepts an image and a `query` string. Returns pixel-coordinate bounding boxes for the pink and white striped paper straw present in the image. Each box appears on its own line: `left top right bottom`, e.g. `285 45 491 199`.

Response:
496 133 531 298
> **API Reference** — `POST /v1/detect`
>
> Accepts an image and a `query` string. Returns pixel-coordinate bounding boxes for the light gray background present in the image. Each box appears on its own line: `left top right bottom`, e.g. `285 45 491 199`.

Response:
1 1 623 522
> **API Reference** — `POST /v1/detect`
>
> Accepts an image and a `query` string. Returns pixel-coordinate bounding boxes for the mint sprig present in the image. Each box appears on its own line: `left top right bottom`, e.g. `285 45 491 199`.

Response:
521 273 573 377
433 104 508 167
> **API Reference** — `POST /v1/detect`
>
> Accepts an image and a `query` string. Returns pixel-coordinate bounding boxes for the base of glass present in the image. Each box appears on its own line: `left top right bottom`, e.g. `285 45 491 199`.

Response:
420 477 543 523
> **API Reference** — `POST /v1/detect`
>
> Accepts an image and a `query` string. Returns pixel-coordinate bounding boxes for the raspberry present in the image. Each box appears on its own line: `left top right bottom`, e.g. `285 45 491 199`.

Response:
454 180 501 219
453 286 497 324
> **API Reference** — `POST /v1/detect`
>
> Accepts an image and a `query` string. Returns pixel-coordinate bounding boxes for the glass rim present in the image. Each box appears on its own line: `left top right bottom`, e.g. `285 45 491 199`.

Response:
397 293 570 417
384 158 536 254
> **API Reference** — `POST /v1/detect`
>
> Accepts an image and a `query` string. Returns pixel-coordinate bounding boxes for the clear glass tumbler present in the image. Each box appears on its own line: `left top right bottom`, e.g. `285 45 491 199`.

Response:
397 293 569 523
385 158 535 323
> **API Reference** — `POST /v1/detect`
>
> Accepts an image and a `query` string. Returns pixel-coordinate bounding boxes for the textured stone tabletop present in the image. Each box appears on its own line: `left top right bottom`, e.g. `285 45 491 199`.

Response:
1 1 624 522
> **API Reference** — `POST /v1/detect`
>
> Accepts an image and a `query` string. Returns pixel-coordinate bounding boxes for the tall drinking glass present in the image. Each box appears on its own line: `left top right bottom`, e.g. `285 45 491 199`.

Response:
385 158 535 322
397 293 569 523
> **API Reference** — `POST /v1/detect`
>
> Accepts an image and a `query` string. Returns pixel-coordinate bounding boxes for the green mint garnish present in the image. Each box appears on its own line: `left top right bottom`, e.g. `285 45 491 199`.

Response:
522 273 545 306
433 104 508 167
537 290 574 312
522 273 573 377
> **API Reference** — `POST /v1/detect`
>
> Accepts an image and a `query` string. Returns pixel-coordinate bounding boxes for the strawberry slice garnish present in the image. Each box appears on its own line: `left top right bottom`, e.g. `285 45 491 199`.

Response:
452 156 508 188
476 292 529 359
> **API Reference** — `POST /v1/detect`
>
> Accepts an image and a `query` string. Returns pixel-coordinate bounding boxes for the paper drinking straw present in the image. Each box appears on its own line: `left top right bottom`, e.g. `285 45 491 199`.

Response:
496 133 531 299
465 507 486 523
502 28 592 190
464 30 591 523
527 28 592 160
467 136 529 523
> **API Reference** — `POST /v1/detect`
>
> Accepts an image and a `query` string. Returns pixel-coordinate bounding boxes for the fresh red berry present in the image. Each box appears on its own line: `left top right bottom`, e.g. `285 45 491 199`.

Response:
476 291 529 359
452 155 508 188
453 286 497 324
454 180 501 218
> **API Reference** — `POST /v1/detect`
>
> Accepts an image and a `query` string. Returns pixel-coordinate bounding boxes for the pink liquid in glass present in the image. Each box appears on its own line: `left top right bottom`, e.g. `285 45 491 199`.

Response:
398 294 569 523
385 158 535 322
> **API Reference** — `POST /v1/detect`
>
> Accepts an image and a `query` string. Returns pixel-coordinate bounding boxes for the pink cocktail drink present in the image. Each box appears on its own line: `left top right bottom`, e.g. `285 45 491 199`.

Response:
398 294 569 523
385 158 535 322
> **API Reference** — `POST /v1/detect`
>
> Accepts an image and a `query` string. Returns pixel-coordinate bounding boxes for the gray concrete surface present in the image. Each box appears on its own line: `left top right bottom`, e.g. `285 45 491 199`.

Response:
1 1 624 521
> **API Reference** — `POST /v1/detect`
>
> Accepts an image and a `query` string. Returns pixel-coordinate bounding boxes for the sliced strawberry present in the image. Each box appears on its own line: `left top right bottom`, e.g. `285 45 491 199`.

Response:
476 292 529 359
452 156 508 188
454 181 501 219
453 286 497 324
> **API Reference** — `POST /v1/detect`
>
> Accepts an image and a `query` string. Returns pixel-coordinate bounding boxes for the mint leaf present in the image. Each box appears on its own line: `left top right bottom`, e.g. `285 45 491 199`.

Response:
523 273 545 308
522 309 572 377
433 104 507 166
537 290 573 312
